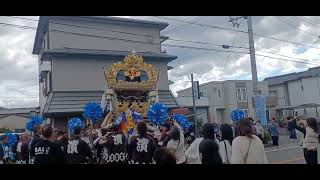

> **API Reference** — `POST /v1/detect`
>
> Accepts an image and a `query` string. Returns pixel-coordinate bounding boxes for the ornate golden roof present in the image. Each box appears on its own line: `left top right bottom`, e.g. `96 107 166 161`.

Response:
104 53 159 91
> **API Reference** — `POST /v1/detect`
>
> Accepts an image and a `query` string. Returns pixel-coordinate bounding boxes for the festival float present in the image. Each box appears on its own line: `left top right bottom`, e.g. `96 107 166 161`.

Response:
99 51 190 137
100 51 160 136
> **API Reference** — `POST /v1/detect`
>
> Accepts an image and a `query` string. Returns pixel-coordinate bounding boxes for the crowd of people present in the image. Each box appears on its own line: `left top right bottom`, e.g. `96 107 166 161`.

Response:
0 116 319 164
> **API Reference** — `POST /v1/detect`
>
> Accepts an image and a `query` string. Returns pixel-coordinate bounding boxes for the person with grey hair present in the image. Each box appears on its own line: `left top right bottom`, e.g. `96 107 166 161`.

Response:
16 132 30 164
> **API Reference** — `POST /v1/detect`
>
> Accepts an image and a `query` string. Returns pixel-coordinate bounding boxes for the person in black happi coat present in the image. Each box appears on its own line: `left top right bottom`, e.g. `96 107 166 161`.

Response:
66 126 93 164
100 124 128 164
128 121 157 164
34 125 65 164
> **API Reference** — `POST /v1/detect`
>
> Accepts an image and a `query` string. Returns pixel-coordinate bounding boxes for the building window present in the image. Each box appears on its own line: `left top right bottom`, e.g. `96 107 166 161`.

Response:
42 72 51 97
269 90 278 98
240 109 249 118
199 91 207 97
218 89 222 99
236 88 247 102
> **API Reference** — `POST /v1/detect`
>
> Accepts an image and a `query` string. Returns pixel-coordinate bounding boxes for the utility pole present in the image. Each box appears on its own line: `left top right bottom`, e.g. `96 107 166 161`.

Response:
229 16 259 96
246 16 259 96
191 74 198 138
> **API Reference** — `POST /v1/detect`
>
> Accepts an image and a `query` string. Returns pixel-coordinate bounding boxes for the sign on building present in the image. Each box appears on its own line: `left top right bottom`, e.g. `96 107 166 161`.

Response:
255 95 267 126
193 81 200 99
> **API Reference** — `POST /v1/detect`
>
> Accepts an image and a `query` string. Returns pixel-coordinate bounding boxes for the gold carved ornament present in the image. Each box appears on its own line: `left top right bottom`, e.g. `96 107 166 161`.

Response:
104 54 159 91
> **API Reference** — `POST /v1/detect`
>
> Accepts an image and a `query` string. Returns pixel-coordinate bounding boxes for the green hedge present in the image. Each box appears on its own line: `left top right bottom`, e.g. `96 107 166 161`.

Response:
262 130 271 144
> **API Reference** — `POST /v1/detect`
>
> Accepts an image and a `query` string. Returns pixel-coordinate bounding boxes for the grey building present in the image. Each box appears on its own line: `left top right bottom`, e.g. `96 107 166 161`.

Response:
0 107 39 132
33 16 178 131
177 80 276 124
264 66 320 119
175 96 210 125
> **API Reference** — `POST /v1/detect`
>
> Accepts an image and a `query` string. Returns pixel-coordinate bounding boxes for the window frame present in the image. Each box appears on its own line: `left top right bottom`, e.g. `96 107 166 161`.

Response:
217 88 222 99
199 91 207 97
236 88 247 102
240 109 249 118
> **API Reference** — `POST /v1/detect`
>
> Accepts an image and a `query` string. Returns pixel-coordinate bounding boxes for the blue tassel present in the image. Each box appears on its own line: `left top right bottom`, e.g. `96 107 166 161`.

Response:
4 132 17 148
147 103 168 125
25 116 44 132
68 117 84 134
231 109 245 122
171 114 190 130
83 102 103 123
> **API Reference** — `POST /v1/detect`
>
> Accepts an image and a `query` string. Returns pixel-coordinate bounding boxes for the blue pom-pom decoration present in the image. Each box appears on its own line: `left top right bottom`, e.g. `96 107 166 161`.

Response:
171 114 190 130
25 116 44 132
231 109 245 122
4 132 17 148
147 103 169 125
68 117 84 134
83 102 103 123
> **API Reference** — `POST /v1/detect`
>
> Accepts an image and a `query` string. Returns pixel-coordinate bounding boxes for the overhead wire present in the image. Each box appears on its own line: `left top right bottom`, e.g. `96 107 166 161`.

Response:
1 17 319 66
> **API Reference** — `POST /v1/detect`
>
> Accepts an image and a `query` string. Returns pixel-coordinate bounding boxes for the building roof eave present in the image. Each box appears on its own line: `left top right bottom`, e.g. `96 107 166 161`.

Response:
41 48 178 62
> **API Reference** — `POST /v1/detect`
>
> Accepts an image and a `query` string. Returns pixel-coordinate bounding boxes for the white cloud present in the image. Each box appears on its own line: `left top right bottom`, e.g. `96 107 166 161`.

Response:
2 16 320 108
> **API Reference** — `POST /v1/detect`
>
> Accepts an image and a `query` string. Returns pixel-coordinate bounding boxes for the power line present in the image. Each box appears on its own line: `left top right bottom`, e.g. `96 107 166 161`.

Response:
162 16 202 35
5 16 39 22
303 16 320 24
0 22 36 30
162 43 250 54
4 16 248 49
153 16 248 33
153 16 320 50
163 43 320 66
6 16 160 39
7 16 320 51
167 38 249 49
1 18 319 66
226 18 243 62
255 53 319 65
296 16 320 27
276 16 319 38
0 19 251 50
257 49 320 63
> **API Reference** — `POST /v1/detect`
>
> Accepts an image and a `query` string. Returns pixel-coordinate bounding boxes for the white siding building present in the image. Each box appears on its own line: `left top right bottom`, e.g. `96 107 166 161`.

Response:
33 16 179 131
264 67 320 119
177 80 273 124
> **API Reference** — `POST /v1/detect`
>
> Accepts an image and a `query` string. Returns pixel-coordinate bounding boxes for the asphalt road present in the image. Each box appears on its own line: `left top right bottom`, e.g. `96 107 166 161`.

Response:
265 135 320 164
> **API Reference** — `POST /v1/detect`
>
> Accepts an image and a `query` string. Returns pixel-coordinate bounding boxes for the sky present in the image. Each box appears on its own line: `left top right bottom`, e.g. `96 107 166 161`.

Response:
1 16 320 108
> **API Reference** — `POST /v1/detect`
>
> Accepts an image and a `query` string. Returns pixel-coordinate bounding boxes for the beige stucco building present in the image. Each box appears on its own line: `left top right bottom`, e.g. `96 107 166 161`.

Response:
0 107 39 132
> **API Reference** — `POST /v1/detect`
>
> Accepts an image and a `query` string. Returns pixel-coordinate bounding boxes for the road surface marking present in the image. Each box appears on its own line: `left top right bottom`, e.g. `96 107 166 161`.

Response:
272 156 304 164
265 145 300 153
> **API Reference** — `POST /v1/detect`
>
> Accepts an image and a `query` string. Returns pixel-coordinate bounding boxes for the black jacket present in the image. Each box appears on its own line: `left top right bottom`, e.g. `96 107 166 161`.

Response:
287 121 295 131
29 134 42 164
66 137 92 164
128 134 157 164
199 139 222 165
56 140 68 162
16 142 29 164
34 139 65 164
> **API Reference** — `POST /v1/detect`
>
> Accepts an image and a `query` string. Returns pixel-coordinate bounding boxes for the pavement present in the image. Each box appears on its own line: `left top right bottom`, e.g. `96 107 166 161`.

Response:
264 134 320 164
